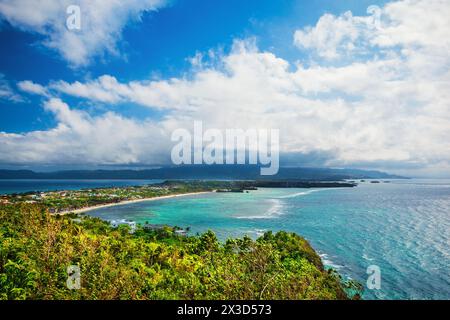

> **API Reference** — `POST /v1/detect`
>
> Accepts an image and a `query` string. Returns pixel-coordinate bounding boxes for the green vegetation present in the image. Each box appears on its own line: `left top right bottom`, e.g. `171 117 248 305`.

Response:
0 202 361 300
0 181 217 213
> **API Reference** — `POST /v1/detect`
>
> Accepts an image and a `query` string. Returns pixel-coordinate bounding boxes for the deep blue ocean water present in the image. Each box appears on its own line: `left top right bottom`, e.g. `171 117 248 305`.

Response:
0 179 163 194
85 179 450 300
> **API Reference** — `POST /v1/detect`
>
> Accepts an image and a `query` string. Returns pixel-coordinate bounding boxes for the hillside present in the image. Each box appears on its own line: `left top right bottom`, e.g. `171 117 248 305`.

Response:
0 203 362 300
0 165 406 180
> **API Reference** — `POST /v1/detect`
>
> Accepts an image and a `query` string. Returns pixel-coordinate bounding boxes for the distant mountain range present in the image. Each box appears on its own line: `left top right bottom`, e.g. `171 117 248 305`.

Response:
0 165 407 181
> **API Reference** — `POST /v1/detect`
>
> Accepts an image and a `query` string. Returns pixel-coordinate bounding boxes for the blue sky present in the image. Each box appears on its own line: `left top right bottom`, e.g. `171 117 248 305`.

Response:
0 0 388 132
0 0 449 177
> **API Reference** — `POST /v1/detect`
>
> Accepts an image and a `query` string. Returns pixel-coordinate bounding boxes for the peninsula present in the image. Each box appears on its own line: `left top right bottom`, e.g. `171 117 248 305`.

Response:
1 180 356 214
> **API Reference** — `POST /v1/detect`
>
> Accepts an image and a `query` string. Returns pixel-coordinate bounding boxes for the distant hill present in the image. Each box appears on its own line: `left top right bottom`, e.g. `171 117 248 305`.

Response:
0 165 407 180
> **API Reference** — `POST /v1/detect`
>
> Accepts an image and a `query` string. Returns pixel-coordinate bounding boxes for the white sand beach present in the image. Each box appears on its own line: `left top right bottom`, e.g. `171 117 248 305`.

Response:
55 191 214 215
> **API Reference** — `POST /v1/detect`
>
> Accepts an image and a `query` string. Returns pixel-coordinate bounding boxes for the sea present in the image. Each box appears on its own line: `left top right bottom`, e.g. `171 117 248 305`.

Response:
1 178 449 300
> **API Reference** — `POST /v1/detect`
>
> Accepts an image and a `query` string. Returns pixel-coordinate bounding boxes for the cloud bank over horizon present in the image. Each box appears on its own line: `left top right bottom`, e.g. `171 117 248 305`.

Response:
1 0 450 177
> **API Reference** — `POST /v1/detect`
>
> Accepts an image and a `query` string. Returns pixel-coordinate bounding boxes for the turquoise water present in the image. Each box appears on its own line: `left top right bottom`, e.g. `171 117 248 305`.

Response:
0 179 163 195
87 179 450 300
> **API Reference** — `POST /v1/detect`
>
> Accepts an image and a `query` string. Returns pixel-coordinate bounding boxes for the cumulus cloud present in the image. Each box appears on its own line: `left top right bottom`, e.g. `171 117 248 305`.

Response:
17 80 49 96
0 0 168 66
293 0 450 61
0 73 23 102
0 98 171 165
293 11 365 60
3 0 450 176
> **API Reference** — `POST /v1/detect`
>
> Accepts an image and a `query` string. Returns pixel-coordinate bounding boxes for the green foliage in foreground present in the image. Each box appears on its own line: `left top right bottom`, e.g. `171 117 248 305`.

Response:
0 204 361 300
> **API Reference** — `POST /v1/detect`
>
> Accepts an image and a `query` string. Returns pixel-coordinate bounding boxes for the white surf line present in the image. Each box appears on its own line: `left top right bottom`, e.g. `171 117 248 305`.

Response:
277 187 342 199
54 191 214 215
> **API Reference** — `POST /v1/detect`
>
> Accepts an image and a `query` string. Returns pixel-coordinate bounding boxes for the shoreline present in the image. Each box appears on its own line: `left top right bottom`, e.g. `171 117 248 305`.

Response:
55 191 214 215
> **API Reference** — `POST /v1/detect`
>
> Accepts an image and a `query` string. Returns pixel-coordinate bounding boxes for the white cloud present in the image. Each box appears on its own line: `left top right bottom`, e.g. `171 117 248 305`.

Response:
0 74 23 102
3 0 450 176
0 0 168 66
293 0 450 61
293 11 365 60
0 98 171 165
17 80 49 96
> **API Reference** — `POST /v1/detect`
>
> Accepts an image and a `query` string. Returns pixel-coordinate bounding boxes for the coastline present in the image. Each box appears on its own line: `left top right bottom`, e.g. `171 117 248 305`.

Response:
55 191 214 215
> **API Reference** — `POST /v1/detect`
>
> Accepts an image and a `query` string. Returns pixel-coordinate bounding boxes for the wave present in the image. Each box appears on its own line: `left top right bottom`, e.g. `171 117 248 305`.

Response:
362 253 375 261
235 199 284 219
245 229 268 237
277 189 322 199
319 252 343 270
